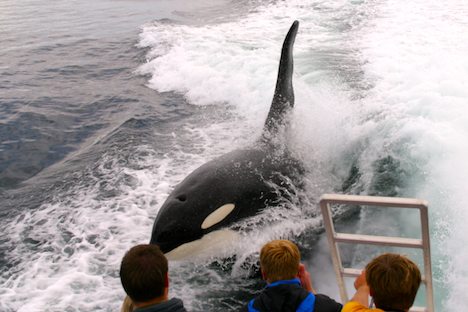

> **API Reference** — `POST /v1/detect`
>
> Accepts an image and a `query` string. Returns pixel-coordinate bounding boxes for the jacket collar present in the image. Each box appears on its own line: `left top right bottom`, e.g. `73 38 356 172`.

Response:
266 278 301 288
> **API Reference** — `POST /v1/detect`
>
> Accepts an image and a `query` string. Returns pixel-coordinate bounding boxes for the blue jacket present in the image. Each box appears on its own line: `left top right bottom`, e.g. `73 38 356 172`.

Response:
246 278 342 312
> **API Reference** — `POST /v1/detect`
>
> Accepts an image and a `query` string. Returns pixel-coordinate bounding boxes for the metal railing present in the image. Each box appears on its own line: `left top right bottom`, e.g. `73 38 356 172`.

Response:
319 194 434 312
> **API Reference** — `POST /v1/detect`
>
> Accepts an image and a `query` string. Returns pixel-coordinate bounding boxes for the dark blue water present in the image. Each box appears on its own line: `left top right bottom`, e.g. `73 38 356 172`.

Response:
1 0 175 190
1 0 244 204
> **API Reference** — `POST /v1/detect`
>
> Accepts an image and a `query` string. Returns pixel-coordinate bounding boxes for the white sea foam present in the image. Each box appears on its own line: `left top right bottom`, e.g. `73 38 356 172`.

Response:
0 146 162 311
138 0 361 194
353 0 468 309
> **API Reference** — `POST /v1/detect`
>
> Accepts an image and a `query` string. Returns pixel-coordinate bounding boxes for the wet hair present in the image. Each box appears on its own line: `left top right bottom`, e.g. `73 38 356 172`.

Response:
260 239 301 282
366 253 421 310
120 244 168 303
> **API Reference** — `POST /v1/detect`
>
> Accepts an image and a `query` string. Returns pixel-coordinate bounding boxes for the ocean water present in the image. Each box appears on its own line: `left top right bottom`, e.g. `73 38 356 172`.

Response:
1 0 467 311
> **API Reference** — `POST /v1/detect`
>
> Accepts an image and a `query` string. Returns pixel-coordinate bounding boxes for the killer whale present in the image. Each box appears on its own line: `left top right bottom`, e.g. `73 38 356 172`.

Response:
150 21 302 255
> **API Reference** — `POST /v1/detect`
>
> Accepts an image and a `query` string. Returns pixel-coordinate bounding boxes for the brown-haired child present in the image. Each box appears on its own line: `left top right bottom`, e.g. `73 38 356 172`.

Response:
343 253 421 312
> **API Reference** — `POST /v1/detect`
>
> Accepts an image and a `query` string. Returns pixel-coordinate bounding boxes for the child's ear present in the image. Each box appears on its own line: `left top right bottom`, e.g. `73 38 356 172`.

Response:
261 268 267 281
297 263 304 277
164 272 169 288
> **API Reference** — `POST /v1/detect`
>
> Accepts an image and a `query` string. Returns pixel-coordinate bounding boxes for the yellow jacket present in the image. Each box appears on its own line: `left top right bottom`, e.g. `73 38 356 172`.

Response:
342 301 384 312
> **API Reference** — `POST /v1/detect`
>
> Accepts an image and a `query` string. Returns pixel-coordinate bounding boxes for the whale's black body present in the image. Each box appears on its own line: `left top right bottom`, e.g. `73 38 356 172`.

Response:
151 21 302 254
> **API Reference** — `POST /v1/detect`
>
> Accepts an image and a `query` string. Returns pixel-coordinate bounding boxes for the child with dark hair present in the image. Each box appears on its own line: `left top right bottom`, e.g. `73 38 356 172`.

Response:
120 244 187 312
343 253 421 312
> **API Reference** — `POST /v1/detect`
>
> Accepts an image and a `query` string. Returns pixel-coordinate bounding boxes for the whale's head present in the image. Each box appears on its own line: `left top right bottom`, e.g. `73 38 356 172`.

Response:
150 150 282 254
150 195 239 255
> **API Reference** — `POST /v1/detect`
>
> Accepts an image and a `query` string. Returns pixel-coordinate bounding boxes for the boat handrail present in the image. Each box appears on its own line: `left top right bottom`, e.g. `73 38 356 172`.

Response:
319 194 434 312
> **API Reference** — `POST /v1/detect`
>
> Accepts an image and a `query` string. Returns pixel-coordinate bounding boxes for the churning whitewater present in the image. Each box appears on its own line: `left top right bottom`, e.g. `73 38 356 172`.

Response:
0 0 467 311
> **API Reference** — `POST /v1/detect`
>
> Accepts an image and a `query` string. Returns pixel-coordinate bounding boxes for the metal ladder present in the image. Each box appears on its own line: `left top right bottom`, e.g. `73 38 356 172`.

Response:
319 194 434 312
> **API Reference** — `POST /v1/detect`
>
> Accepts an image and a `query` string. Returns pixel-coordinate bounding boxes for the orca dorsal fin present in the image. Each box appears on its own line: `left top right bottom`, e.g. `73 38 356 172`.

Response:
263 20 299 138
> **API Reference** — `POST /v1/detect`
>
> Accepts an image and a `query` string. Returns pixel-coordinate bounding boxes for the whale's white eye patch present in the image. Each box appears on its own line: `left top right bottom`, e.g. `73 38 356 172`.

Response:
201 203 236 230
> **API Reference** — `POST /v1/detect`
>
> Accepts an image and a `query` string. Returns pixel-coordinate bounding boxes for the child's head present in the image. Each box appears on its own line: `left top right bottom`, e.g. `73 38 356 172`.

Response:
366 253 421 311
120 244 168 303
260 240 300 282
